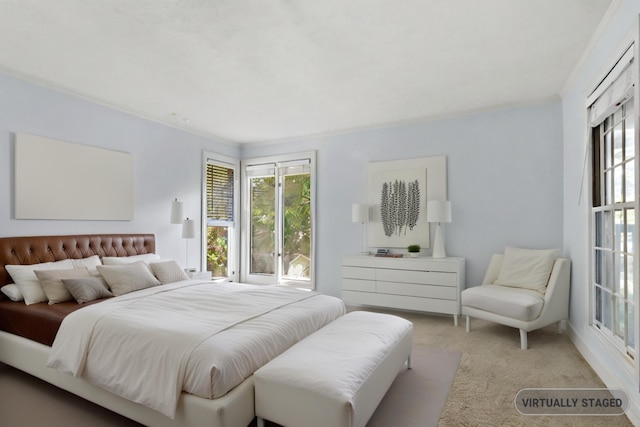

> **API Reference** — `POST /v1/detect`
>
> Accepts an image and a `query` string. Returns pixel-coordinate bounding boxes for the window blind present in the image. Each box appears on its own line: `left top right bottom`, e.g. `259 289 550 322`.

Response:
206 163 234 222
588 45 635 126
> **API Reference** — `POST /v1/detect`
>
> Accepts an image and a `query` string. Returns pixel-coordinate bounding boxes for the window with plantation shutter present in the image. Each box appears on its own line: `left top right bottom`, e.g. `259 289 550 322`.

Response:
203 154 239 281
207 163 234 222
588 42 638 363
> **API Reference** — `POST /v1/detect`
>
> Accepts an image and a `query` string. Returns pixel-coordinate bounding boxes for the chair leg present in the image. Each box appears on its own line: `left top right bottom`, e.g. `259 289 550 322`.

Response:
520 329 528 350
466 315 471 332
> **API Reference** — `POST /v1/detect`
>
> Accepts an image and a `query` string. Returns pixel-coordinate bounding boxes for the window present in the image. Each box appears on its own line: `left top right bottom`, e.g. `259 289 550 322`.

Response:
241 152 315 289
203 153 239 281
589 46 637 359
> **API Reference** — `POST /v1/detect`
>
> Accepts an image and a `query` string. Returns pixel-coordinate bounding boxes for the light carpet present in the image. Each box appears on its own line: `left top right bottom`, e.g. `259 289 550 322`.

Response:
368 346 461 427
1 307 635 426
0 344 459 427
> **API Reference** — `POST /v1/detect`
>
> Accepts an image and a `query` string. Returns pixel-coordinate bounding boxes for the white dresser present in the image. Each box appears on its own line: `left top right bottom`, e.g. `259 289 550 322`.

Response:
341 255 466 325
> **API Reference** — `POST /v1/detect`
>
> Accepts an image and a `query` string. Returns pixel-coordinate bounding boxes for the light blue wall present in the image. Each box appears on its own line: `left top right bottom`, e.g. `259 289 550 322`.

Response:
1 67 565 297
243 101 564 297
562 0 640 423
0 72 239 265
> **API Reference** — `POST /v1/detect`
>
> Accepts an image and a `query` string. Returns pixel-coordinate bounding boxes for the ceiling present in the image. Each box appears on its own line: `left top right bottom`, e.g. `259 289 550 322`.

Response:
0 0 613 144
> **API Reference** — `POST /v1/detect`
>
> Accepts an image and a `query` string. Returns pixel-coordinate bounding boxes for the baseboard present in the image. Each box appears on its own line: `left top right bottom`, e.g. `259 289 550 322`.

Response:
567 323 640 425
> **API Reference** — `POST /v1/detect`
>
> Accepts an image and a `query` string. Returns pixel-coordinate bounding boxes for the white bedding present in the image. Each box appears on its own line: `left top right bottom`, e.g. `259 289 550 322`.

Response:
47 281 345 418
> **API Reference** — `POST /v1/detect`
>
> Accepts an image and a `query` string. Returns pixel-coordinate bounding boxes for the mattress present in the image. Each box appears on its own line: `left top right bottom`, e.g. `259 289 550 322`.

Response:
0 298 105 346
46 280 346 418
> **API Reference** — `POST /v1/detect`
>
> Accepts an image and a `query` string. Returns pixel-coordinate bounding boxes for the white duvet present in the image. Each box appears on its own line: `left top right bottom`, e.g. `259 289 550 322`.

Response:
47 281 345 418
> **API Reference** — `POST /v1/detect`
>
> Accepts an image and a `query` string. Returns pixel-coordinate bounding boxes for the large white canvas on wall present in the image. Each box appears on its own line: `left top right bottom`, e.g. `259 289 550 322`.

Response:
14 133 134 220
367 156 447 248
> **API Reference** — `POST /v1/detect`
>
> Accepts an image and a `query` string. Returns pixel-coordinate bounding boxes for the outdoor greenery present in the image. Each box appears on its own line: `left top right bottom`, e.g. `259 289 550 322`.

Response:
250 173 311 278
206 226 228 277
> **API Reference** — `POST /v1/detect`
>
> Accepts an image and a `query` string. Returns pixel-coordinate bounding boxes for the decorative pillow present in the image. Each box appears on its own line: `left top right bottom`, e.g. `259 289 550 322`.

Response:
1 284 24 302
494 246 559 293
6 259 74 305
101 254 161 265
71 255 103 275
149 260 189 284
35 267 91 304
62 277 113 304
96 261 161 296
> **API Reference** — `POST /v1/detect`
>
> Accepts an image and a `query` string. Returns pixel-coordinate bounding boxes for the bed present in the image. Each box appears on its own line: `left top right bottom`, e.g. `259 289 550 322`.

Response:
0 233 346 427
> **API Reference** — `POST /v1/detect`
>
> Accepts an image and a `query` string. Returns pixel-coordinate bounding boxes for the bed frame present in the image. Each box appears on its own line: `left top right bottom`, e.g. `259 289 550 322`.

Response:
0 234 255 427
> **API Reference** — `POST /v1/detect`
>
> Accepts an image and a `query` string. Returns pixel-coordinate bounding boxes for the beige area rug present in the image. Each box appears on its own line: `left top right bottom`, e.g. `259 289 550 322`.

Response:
260 345 461 427
0 346 459 427
385 309 635 427
368 346 461 427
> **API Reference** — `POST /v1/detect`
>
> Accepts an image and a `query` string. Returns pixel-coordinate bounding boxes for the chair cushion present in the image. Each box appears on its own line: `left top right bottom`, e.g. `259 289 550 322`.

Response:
494 246 558 293
461 285 545 321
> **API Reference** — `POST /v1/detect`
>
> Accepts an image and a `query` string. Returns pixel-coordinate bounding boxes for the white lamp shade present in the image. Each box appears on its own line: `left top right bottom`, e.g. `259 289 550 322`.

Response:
427 200 452 223
352 204 370 223
182 218 196 239
170 199 184 224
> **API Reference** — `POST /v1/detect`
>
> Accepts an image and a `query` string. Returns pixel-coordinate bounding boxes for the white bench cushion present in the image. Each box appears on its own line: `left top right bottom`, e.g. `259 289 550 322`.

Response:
254 311 413 427
461 284 544 321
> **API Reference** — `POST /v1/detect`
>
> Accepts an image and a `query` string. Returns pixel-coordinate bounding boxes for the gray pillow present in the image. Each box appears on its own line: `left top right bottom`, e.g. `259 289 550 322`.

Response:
149 260 189 284
62 277 113 304
35 267 92 304
96 261 161 296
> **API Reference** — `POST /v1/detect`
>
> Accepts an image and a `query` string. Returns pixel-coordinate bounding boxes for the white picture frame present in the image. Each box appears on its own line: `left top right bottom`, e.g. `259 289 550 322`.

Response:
366 156 447 248
14 133 134 221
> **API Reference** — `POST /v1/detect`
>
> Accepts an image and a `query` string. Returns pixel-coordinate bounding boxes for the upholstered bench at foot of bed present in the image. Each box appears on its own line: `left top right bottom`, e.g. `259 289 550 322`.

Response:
254 310 413 427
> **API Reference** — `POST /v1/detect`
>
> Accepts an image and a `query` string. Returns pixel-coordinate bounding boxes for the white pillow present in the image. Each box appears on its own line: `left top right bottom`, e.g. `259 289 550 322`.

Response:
71 255 103 275
149 260 189 284
494 246 559 293
1 284 23 302
6 259 74 305
35 267 92 304
96 261 161 296
102 254 161 265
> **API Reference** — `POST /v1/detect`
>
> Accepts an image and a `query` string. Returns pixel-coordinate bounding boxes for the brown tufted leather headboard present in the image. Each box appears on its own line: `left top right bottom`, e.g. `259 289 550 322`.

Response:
0 234 155 287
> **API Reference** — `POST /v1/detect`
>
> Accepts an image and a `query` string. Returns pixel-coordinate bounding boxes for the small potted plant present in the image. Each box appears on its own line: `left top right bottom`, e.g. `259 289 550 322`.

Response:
407 244 421 258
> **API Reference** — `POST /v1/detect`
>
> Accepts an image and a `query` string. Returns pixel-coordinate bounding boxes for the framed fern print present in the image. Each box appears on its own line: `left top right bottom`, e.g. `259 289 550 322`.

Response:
366 156 447 248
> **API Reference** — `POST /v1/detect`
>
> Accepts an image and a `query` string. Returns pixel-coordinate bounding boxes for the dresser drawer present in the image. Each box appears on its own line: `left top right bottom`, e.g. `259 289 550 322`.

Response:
376 268 456 286
377 281 457 299
342 266 376 280
342 278 376 292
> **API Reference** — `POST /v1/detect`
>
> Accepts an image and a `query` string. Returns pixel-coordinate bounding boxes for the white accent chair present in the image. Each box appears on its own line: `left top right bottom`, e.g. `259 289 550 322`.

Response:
461 250 570 350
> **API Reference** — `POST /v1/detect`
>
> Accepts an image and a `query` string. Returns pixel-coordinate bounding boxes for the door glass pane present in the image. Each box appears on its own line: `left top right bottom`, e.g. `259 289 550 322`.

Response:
627 209 635 254
613 165 623 203
206 226 228 277
615 296 625 339
625 161 635 202
625 99 635 158
603 250 612 289
604 210 613 249
595 211 602 247
595 249 602 284
595 286 602 323
605 131 612 168
616 252 625 295
628 303 636 349
613 122 624 164
628 254 635 300
605 170 612 204
603 289 612 329
250 176 275 275
615 209 624 251
281 173 312 281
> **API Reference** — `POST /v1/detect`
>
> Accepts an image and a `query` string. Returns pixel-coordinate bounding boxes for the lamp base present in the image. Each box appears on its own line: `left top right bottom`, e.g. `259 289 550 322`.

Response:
432 223 446 259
